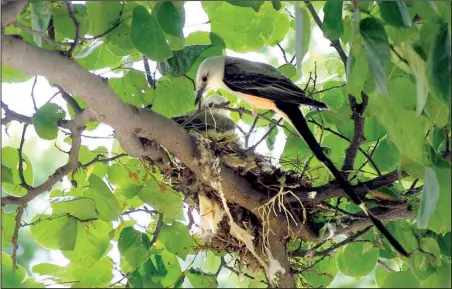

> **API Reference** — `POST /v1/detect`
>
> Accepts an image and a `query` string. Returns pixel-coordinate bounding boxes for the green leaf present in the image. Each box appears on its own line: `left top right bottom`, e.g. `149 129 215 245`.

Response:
30 214 78 250
278 64 297 80
109 70 147 107
403 44 430 116
105 20 135 52
436 232 451 257
160 249 182 287
360 17 390 95
63 220 112 266
424 94 450 127
83 175 121 222
1 65 33 83
347 36 369 98
53 4 89 40
427 167 451 234
158 45 212 77
417 167 440 229
86 2 122 36
301 256 339 287
294 5 311 72
410 251 436 281
338 242 379 277
144 76 196 118
368 92 428 166
382 271 420 288
159 222 196 260
388 77 416 111
428 23 451 105
321 80 347 111
1 162 14 184
2 146 34 197
153 2 185 50
32 103 66 140
225 1 263 12
131 5 172 62
364 117 386 142
322 1 344 41
203 2 289 52
118 227 151 269
138 180 184 220
50 196 98 221
379 0 412 28
187 268 218 288
1 209 16 248
72 257 113 287
29 1 51 47
281 133 311 168
76 40 123 70
2 252 26 288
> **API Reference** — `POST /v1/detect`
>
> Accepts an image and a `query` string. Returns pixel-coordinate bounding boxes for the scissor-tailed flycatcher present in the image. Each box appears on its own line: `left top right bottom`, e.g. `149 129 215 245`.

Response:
194 56 409 257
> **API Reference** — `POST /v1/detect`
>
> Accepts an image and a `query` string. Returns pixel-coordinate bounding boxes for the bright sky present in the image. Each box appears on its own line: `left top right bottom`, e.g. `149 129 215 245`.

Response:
2 2 358 288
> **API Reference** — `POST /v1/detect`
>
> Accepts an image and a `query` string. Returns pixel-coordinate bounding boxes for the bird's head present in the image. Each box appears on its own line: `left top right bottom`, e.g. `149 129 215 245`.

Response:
195 56 226 106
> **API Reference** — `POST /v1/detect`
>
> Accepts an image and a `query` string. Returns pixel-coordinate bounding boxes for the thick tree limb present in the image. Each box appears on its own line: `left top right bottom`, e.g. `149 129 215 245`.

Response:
335 207 415 236
1 0 27 27
1 34 270 221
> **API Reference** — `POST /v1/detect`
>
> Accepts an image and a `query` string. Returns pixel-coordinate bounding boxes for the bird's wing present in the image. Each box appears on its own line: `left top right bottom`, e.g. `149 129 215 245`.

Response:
223 57 327 109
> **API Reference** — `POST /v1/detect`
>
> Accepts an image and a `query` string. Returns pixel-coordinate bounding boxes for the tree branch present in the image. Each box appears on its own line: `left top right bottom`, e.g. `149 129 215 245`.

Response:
2 123 83 206
304 0 348 65
1 34 273 230
11 205 25 271
342 92 369 176
1 0 27 27
64 1 80 57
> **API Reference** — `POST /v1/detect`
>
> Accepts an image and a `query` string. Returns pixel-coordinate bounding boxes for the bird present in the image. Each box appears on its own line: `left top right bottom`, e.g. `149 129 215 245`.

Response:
173 94 236 140
194 56 409 258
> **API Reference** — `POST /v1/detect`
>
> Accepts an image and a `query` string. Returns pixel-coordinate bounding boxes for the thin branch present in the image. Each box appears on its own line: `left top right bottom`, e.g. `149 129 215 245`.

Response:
2 124 83 207
149 212 163 247
277 43 290 64
312 83 346 95
11 205 25 271
342 92 369 176
64 1 80 57
143 57 155 89
308 118 382 176
54 84 83 114
246 118 282 152
18 124 31 189
304 0 348 66
245 116 260 148
315 226 372 256
31 76 38 111
378 260 396 273
80 153 128 168
1 101 33 125
390 44 409 65
13 23 72 47
350 138 380 182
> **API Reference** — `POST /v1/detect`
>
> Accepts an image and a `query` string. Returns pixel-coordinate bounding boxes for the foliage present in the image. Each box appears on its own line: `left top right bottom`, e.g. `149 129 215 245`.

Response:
1 1 451 288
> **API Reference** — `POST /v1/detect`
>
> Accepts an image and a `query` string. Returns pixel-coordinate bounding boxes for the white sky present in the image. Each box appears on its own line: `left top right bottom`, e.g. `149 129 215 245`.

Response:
1 2 351 288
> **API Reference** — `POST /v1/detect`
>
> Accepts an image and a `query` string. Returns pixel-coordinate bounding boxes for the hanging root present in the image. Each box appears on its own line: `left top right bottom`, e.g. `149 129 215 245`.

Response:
257 175 307 248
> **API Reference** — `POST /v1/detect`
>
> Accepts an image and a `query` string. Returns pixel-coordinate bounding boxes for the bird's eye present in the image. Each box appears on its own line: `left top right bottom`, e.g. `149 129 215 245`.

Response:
202 75 208 82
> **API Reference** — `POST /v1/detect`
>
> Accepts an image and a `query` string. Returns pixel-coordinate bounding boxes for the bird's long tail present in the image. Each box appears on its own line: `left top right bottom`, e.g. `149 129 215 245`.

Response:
297 97 329 110
275 101 409 257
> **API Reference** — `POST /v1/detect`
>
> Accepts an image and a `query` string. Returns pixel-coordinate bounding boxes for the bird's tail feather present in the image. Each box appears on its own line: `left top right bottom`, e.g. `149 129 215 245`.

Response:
275 101 409 257
297 97 328 110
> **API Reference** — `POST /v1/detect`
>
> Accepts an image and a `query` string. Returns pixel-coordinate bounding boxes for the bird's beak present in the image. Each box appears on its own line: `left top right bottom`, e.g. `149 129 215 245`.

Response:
194 85 206 106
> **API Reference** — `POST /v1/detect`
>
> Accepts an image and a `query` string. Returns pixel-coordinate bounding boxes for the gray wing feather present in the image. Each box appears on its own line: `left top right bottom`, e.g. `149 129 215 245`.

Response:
223 57 327 109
